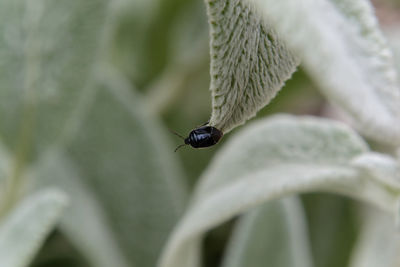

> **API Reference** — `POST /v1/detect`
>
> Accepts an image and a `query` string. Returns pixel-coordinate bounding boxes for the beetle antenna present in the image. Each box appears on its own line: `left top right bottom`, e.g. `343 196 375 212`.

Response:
174 143 187 152
169 128 185 140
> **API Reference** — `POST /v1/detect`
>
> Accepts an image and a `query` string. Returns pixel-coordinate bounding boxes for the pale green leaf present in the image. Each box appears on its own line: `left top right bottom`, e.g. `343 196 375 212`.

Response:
384 27 400 87
64 68 187 267
221 197 313 267
159 115 400 267
248 0 400 145
0 0 109 154
0 189 67 267
351 152 400 190
206 0 299 133
349 209 400 267
29 149 130 267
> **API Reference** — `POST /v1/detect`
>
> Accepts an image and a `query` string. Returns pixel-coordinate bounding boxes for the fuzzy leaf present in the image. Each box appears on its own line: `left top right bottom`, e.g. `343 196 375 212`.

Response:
385 28 400 87
64 68 187 267
29 150 130 267
248 0 400 145
351 152 400 190
221 197 313 267
206 0 299 133
159 115 400 267
0 0 109 154
0 189 67 267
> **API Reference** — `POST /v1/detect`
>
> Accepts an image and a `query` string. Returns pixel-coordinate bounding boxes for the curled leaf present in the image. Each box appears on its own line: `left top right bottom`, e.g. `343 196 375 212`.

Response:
206 0 299 133
351 152 400 190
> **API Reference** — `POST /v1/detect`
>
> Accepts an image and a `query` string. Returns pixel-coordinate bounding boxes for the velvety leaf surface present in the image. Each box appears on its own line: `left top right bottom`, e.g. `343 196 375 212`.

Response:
205 0 300 133
385 28 400 87
248 0 400 145
159 115 400 267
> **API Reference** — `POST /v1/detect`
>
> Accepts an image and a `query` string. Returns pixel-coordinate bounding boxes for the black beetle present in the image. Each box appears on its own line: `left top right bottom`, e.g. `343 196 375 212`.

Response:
172 124 223 152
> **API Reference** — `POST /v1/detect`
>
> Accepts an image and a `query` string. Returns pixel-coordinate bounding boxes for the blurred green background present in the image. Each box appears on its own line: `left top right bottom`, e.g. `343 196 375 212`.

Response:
0 0 398 266
32 0 400 266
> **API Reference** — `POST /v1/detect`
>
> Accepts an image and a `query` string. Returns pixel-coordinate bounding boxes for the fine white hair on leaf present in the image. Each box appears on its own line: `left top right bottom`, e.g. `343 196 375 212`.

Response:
158 115 400 267
206 0 299 133
247 0 400 145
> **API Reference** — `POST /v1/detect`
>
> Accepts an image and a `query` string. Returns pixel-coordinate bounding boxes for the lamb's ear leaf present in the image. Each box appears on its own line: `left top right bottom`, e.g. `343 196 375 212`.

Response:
159 115 400 267
351 152 400 190
0 189 67 267
64 67 187 267
384 28 400 87
221 197 313 267
206 0 300 133
248 0 400 145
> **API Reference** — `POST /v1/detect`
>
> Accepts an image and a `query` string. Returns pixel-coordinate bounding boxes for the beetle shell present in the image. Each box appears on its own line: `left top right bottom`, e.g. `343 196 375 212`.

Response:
185 126 223 148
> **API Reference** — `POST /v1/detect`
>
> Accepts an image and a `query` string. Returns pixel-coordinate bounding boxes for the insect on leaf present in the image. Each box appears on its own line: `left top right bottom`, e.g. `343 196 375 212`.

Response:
159 115 400 267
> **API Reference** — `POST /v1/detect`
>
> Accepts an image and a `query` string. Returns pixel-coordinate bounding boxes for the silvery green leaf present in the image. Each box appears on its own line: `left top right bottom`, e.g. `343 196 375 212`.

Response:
0 0 109 154
349 209 400 267
66 68 187 267
351 152 400 190
248 0 400 145
0 189 67 267
384 28 400 87
206 0 300 133
159 115 400 267
29 150 130 267
221 197 313 267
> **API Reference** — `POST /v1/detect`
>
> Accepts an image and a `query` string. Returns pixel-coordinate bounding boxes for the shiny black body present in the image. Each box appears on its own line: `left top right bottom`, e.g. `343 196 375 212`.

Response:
185 126 223 148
